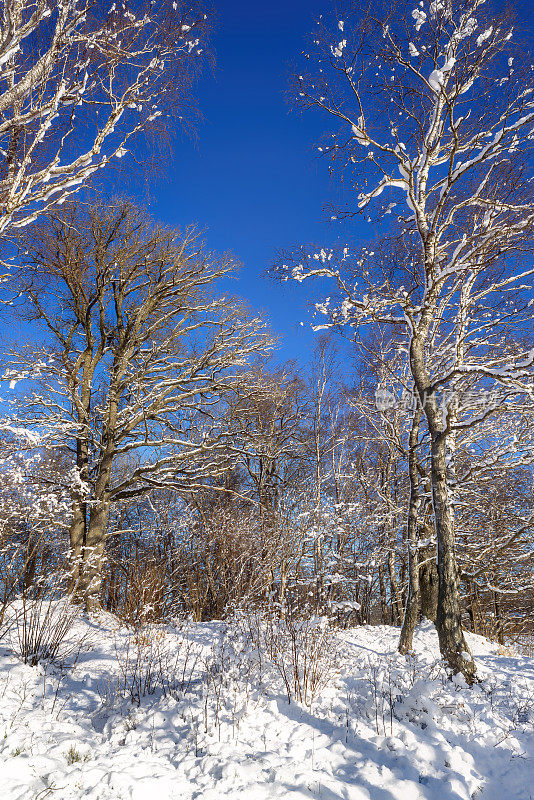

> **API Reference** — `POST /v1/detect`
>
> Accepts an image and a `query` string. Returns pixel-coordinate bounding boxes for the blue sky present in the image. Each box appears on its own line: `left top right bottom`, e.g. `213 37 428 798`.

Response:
150 0 353 364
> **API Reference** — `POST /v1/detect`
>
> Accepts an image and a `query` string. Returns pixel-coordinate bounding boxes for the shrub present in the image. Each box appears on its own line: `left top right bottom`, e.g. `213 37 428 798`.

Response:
14 591 83 667
114 623 201 705
244 608 339 707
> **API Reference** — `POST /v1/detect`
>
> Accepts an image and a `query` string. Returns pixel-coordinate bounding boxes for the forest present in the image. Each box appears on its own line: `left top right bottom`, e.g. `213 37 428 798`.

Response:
0 1 532 798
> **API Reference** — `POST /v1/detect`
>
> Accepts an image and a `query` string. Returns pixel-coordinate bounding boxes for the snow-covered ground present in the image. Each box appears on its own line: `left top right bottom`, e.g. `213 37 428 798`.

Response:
0 607 532 800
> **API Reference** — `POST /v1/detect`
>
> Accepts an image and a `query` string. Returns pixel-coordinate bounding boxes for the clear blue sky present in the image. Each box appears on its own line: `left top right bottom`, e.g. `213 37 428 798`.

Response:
150 0 352 364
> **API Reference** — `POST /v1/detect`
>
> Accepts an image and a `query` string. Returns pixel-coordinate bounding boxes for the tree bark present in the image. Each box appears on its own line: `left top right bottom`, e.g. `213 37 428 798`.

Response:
419 541 439 622
68 439 89 598
399 408 422 653
431 430 476 683
465 577 480 634
68 344 97 599
378 563 387 624
388 549 403 626
79 447 114 612
493 591 505 645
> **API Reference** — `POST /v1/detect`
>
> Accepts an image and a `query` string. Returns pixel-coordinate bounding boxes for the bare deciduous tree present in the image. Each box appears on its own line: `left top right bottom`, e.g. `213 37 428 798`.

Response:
3 201 272 610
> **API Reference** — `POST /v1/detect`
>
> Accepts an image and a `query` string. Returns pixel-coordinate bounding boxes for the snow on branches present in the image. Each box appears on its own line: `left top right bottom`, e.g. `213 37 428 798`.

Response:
287 0 534 414
0 0 212 238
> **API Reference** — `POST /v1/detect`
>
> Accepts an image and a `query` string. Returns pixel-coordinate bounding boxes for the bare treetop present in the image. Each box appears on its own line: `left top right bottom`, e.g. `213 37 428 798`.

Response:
294 0 534 250
0 0 212 237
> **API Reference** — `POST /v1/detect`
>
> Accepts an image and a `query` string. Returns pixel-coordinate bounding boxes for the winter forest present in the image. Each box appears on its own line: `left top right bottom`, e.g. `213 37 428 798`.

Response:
0 0 533 798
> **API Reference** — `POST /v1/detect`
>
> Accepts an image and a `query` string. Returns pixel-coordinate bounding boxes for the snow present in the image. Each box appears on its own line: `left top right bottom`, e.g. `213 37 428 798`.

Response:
331 39 347 58
352 117 371 147
458 17 478 41
0 610 532 800
477 27 493 47
429 0 446 14
429 70 445 92
412 8 427 30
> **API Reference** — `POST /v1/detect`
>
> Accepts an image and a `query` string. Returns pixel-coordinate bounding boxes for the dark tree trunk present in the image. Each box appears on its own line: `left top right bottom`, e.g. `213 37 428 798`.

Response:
465 577 480 634
68 501 87 598
388 549 403 626
431 431 476 683
399 408 422 653
378 563 387 624
419 541 439 622
493 591 505 645
78 448 114 612
68 381 92 599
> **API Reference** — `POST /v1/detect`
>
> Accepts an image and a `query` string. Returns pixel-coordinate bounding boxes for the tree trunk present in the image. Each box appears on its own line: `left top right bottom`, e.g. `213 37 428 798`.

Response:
399 408 421 653
378 564 387 624
80 504 110 613
465 577 480 634
68 438 89 598
68 504 87 596
493 591 505 645
279 558 288 616
419 541 439 622
78 449 114 613
411 334 476 683
431 430 476 683
388 549 402 626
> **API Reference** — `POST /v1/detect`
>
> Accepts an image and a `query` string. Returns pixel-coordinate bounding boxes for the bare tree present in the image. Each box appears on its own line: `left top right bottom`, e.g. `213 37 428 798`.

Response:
3 201 271 610
284 0 534 680
0 0 211 238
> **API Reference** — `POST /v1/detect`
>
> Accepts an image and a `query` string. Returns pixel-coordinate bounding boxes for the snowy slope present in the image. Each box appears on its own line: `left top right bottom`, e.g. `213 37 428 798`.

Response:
0 611 532 800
